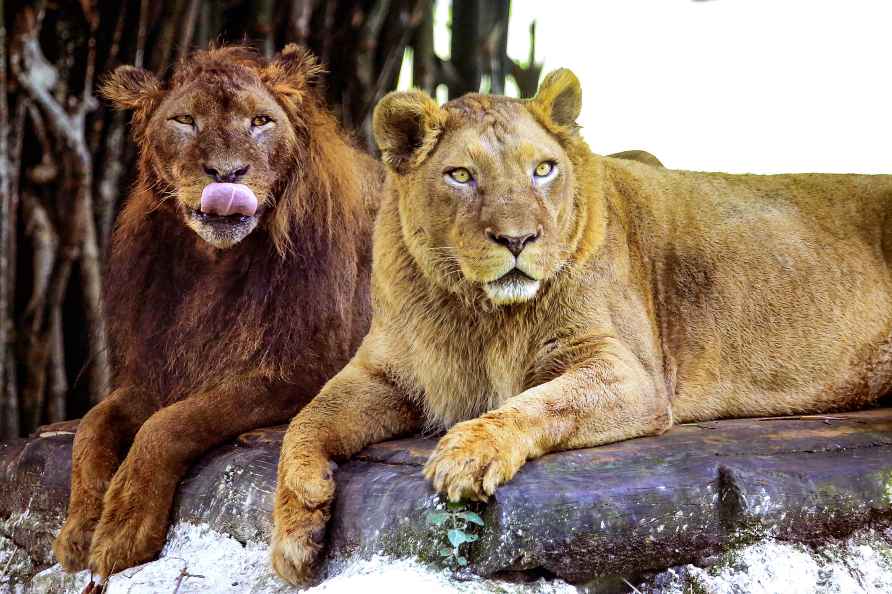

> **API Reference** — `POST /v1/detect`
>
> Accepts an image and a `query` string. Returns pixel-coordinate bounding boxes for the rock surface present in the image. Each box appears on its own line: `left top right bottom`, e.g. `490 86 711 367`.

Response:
4 410 892 591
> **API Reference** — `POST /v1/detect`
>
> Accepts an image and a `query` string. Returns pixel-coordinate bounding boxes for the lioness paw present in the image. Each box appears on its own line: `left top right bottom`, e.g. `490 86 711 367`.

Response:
423 418 525 502
271 480 332 585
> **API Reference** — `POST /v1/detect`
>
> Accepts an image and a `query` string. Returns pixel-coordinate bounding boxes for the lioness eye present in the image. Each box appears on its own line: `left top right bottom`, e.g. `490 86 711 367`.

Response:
171 115 194 126
251 115 273 127
534 161 556 178
447 168 473 184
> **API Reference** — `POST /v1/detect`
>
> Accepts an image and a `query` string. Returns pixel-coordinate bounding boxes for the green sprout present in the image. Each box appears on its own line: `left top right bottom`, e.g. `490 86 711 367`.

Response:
425 501 485 567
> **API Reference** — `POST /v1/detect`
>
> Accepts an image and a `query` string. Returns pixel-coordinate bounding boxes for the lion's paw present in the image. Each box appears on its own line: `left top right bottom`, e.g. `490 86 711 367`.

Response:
423 417 525 502
87 471 170 578
53 515 97 572
88 509 168 578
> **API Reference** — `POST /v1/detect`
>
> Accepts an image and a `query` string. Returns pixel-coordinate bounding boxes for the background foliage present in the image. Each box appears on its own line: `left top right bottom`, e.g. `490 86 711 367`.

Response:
0 0 542 438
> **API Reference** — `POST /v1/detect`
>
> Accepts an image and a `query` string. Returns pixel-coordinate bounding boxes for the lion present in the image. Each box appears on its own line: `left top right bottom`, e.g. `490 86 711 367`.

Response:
52 45 380 579
268 67 892 584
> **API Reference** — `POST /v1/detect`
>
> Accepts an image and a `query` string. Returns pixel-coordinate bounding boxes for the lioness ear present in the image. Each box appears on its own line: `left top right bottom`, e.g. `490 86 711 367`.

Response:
100 65 162 111
531 69 582 128
373 90 446 173
261 43 325 103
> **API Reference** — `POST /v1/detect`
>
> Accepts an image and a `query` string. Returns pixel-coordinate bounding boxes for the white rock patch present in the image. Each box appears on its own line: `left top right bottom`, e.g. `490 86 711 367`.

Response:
656 530 892 594
23 524 892 594
27 523 575 594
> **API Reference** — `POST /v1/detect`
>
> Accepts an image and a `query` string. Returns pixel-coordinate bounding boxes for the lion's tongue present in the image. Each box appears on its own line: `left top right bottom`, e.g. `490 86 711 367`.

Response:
199 183 258 217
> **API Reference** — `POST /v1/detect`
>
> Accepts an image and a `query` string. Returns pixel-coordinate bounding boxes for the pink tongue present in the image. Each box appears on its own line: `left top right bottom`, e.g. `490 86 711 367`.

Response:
199 183 258 216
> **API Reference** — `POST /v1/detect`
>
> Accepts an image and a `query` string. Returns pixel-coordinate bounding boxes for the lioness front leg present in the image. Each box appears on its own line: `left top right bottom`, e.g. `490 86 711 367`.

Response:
272 362 421 585
425 337 671 501
53 388 156 572
87 381 303 578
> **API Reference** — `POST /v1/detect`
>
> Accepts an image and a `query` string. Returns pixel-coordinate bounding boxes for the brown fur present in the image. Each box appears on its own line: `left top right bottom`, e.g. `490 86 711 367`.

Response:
52 45 381 578
269 68 892 584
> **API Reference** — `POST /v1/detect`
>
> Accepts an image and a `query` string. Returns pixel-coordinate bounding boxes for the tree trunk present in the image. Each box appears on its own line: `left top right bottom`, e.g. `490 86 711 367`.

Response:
0 0 11 440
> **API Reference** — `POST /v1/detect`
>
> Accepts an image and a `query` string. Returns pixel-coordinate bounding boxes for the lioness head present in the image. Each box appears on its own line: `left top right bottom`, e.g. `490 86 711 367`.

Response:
101 45 324 250
373 70 587 305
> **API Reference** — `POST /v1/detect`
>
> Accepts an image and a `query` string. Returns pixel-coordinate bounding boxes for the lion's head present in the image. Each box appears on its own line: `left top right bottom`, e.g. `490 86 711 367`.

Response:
101 45 328 251
373 70 592 306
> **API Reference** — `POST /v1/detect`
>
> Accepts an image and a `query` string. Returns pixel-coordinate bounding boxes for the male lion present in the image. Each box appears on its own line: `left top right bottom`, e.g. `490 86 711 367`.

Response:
52 45 379 578
269 69 892 583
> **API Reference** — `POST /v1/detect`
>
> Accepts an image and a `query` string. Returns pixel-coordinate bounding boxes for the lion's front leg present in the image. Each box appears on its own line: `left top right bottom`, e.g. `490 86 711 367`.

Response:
424 337 671 501
53 388 156 572
86 381 302 579
272 361 421 585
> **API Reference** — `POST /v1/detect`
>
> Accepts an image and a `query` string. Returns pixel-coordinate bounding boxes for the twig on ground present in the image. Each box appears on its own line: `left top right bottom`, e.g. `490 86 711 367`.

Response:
172 562 205 594
2 548 18 576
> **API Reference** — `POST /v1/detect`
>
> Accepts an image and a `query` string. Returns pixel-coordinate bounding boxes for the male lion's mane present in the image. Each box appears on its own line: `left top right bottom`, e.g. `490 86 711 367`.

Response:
105 46 378 406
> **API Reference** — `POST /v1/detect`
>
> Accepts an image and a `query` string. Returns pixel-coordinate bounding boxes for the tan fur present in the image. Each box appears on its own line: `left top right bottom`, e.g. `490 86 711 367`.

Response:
270 70 892 583
608 149 663 167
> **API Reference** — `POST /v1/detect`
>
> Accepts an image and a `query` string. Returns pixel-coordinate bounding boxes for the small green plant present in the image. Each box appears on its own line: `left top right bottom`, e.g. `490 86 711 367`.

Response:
425 501 484 567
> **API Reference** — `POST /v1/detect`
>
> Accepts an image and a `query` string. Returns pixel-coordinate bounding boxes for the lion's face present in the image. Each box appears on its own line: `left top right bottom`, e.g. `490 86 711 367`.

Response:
101 46 322 250
143 79 296 248
373 71 584 305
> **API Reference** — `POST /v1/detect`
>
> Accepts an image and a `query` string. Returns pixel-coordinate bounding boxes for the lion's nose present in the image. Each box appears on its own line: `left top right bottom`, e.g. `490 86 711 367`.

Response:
485 226 542 257
203 163 250 183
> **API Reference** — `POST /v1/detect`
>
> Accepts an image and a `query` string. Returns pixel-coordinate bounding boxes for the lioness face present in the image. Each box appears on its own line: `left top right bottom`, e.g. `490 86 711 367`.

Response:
145 78 296 248
101 46 321 250
374 72 584 306
412 109 575 305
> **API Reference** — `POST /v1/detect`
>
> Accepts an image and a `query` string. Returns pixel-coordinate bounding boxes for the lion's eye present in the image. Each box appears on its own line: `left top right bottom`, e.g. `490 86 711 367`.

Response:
534 161 556 178
447 168 473 184
251 115 273 127
171 114 195 126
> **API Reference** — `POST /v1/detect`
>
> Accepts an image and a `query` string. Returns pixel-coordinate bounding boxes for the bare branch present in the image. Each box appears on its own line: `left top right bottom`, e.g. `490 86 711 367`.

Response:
176 0 202 64
0 0 11 439
136 0 150 68
288 0 318 46
255 0 275 57
47 306 67 422
509 21 543 99
12 0 108 411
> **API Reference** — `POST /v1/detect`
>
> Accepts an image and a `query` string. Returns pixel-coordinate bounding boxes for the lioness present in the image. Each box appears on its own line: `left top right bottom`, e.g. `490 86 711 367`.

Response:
53 45 379 578
269 69 892 583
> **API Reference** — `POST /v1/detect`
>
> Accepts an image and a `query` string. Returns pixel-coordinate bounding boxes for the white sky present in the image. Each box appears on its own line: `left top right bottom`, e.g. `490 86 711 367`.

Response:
407 0 892 174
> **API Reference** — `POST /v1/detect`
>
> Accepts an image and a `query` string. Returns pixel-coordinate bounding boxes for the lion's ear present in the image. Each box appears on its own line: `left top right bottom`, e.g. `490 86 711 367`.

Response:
373 90 446 173
99 65 162 111
100 66 164 138
262 44 325 102
531 69 582 128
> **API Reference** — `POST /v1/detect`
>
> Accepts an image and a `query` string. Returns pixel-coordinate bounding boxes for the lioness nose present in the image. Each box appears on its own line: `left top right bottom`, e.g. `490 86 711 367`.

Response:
485 227 542 257
203 163 250 183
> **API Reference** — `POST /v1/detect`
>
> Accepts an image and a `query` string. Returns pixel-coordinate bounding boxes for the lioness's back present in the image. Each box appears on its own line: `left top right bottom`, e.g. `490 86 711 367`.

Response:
608 160 892 421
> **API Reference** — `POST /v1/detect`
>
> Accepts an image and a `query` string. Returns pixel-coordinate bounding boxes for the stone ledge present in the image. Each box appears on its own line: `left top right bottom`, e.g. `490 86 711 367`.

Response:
3 410 892 588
